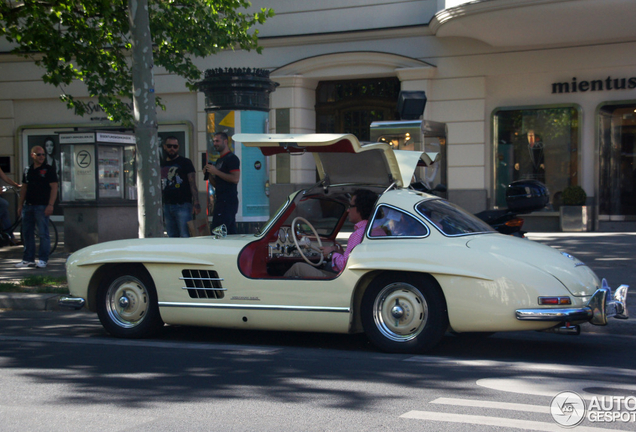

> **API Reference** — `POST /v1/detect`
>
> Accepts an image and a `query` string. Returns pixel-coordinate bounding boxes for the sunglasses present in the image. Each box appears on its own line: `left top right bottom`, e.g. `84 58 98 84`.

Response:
165 144 179 149
33 153 46 156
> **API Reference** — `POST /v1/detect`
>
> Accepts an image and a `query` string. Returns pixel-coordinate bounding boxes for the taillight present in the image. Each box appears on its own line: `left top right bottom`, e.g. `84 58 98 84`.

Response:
538 296 572 305
504 217 524 228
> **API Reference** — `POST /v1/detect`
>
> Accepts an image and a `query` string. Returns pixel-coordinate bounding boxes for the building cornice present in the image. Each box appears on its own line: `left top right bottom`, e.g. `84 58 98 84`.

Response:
430 0 636 47
272 52 434 81
258 25 432 49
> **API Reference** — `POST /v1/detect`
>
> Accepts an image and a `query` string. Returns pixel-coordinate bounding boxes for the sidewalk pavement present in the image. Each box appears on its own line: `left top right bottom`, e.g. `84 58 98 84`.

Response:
0 240 68 311
1 232 635 312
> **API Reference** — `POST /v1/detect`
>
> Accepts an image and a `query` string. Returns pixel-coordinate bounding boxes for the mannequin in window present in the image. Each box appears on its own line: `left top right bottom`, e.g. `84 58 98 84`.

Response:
514 129 545 183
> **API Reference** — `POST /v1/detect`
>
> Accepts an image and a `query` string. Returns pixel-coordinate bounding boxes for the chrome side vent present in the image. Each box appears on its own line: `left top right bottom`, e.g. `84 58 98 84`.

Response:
181 269 226 299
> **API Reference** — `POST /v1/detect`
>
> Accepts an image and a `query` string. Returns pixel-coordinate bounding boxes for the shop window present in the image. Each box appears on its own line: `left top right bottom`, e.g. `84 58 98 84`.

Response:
599 102 636 217
316 77 400 141
20 123 190 215
493 106 579 208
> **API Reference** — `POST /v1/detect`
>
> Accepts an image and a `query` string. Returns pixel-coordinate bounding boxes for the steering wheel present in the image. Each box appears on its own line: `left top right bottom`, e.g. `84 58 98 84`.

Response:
291 216 323 267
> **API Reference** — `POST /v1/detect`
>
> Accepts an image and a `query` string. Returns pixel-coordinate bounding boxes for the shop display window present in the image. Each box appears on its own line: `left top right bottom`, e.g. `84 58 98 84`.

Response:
493 106 580 209
599 102 636 218
60 143 137 202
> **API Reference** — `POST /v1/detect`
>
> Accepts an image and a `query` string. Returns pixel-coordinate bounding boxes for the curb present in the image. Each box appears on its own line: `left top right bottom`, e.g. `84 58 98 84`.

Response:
0 293 64 311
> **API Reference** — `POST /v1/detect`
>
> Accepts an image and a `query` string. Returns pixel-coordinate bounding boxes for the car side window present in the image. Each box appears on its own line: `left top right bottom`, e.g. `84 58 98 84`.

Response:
416 199 494 236
369 205 428 238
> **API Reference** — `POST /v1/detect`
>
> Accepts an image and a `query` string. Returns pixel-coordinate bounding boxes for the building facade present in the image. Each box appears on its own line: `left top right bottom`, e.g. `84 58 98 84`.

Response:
1 0 635 232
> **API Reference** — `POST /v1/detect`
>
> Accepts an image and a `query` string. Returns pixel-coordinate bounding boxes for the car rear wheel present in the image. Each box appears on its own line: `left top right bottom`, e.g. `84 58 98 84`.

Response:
96 266 163 338
361 273 448 353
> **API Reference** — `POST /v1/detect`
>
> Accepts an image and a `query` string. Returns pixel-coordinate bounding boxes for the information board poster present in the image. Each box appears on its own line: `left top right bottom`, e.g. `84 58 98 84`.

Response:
98 146 122 198
72 144 96 200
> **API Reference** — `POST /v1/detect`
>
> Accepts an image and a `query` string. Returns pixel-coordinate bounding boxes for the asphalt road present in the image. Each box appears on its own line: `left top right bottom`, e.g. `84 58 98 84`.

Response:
0 310 635 431
1 232 635 431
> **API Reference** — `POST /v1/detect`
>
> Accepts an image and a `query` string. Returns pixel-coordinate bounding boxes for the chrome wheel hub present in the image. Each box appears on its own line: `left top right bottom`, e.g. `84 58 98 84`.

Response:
105 276 149 328
373 282 428 342
391 300 405 319
118 296 130 309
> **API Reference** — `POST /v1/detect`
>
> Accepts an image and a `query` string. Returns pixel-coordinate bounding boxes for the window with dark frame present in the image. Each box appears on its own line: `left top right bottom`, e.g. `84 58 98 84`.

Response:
599 103 636 217
493 106 579 209
315 77 401 141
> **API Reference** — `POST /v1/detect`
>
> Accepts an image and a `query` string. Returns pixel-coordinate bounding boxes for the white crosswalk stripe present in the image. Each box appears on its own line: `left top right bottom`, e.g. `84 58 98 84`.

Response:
400 410 628 432
431 397 550 413
400 397 635 431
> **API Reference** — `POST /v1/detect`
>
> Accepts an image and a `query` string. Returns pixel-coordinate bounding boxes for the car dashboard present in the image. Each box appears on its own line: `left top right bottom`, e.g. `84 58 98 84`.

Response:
267 226 334 260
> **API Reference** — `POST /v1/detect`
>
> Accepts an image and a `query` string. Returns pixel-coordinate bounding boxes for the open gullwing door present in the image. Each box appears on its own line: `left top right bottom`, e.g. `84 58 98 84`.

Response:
233 133 438 188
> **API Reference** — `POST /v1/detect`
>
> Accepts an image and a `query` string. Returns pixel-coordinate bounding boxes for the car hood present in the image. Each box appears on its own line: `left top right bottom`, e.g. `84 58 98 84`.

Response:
234 133 438 188
465 235 600 297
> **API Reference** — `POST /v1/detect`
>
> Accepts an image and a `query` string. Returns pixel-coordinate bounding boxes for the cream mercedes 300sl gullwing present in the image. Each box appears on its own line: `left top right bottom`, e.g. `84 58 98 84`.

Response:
60 133 629 353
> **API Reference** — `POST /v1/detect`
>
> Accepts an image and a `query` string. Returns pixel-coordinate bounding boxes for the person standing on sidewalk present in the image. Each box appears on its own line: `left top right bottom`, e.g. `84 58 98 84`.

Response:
204 132 240 235
161 136 201 237
15 146 58 268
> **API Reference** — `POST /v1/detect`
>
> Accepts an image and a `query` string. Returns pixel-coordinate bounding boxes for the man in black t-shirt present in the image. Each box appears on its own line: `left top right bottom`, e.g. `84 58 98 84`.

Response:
15 146 58 268
204 132 240 234
161 136 201 237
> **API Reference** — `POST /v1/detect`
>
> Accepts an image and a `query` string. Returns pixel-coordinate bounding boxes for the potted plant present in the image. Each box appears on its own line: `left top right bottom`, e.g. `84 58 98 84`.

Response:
560 185 591 231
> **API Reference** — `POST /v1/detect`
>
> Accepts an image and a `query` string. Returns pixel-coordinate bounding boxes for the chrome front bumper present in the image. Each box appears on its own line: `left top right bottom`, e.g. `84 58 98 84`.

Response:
516 279 629 325
58 296 86 310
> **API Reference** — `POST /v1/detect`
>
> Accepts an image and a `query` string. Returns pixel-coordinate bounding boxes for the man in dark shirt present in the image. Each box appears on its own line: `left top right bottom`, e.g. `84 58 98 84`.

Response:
15 146 58 268
161 136 200 237
204 132 240 234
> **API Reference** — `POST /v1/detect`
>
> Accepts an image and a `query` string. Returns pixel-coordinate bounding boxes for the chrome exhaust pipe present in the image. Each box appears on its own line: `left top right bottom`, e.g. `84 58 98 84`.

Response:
544 324 581 335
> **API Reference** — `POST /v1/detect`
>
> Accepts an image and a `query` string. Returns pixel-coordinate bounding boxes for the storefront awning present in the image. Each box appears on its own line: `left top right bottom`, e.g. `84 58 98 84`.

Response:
431 0 636 47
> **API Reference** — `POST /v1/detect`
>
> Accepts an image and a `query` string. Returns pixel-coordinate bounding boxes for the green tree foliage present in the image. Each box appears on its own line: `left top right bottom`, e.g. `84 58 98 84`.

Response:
0 0 274 125
1 0 273 238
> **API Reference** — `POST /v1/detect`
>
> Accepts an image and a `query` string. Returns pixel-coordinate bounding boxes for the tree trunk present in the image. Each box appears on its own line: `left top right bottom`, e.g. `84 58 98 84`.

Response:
128 0 163 237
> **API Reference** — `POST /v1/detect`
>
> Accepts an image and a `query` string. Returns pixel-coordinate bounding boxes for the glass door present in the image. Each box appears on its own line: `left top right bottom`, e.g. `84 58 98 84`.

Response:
599 103 636 219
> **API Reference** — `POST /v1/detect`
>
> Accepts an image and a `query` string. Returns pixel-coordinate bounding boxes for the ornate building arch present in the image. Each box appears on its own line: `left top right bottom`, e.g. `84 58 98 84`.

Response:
267 51 435 188
270 51 435 135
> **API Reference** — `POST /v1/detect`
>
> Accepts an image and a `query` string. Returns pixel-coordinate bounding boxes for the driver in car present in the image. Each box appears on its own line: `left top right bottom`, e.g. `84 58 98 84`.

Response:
284 189 378 279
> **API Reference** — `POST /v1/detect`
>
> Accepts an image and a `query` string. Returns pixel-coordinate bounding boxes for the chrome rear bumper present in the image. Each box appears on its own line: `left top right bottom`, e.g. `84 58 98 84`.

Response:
516 279 629 325
58 296 86 310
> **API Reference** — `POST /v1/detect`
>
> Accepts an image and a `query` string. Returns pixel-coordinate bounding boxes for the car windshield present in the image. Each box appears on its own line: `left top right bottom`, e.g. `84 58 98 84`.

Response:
416 199 495 236
281 195 348 236
256 195 294 236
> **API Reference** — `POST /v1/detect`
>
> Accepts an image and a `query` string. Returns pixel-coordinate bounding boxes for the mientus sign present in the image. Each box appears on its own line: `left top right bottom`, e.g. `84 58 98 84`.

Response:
552 76 636 94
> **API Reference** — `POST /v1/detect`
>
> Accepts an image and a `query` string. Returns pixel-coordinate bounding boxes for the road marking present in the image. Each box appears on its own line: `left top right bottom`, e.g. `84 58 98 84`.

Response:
476 376 636 399
594 257 633 261
400 410 627 432
430 397 550 413
0 335 280 354
527 233 636 238
405 356 636 378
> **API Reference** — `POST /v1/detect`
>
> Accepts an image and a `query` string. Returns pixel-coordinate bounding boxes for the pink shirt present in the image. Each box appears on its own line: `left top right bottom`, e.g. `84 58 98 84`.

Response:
332 220 368 272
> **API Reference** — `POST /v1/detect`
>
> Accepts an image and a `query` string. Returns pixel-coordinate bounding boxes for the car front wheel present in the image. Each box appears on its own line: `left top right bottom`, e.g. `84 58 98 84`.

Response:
361 273 448 353
96 266 163 338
